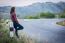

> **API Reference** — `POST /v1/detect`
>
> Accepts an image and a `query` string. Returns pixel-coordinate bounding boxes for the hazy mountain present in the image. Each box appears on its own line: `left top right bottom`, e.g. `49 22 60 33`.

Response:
0 2 65 18
16 2 65 18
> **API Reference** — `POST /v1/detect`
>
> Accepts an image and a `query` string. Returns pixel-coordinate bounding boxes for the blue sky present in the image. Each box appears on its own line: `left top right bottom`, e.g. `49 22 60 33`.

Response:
0 0 65 6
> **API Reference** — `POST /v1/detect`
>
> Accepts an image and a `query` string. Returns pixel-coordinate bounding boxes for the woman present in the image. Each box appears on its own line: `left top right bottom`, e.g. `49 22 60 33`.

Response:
10 7 24 38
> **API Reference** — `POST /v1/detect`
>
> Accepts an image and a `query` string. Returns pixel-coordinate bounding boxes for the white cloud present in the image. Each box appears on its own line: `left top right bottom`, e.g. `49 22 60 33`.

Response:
0 0 65 6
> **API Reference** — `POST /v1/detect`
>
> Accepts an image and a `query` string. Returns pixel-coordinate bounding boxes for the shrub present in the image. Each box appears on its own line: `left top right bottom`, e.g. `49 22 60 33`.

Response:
40 12 55 18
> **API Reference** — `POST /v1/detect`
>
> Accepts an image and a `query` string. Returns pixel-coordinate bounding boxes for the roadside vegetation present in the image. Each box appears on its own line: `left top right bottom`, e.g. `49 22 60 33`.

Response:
56 20 65 26
24 9 65 19
59 9 65 18
56 9 65 26
0 14 38 43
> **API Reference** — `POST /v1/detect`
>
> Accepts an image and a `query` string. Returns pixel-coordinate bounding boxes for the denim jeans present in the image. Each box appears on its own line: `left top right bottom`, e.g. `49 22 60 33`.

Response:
13 22 24 38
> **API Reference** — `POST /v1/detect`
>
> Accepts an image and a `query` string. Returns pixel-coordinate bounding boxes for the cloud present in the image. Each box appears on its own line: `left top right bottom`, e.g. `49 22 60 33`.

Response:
0 0 65 6
0 0 38 6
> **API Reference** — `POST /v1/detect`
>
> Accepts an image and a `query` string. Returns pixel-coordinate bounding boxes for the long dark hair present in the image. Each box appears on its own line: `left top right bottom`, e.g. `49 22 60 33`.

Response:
10 7 15 14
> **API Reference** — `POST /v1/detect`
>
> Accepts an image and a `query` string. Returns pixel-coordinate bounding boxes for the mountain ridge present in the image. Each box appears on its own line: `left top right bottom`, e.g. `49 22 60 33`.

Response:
0 2 65 18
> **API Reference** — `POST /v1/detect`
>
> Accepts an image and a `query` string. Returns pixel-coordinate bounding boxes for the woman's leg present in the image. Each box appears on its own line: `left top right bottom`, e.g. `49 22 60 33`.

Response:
17 23 24 30
13 22 19 38
15 29 19 38
13 22 23 38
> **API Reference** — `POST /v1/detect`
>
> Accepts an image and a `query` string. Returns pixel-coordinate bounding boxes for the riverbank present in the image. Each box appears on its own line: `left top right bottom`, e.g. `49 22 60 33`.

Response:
56 20 65 26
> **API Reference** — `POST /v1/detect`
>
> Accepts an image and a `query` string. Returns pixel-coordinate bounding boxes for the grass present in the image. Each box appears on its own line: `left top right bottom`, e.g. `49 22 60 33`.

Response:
56 21 65 26
0 19 38 43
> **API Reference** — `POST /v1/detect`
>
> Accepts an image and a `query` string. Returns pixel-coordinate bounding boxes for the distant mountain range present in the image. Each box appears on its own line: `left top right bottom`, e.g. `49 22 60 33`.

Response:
0 2 65 18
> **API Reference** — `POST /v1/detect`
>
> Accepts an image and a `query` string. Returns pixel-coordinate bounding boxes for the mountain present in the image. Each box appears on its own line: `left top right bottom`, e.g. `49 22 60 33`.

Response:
16 2 65 17
0 6 11 13
0 2 65 18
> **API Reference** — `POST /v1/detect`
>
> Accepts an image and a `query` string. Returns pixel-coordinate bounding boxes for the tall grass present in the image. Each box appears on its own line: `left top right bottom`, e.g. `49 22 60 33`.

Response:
0 19 38 43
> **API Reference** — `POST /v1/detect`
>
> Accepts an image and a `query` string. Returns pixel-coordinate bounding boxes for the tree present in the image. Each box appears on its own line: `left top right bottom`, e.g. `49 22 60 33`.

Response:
40 12 55 18
59 9 65 18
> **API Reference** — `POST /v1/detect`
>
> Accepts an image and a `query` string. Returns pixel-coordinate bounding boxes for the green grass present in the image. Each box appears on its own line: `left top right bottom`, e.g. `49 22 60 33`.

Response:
24 12 55 19
56 21 65 26
0 19 38 43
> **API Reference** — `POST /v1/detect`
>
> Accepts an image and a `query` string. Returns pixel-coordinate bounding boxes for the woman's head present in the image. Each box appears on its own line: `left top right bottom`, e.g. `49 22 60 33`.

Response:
10 7 15 14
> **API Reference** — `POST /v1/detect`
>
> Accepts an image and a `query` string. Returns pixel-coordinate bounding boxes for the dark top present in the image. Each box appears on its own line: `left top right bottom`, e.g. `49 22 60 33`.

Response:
10 12 18 23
